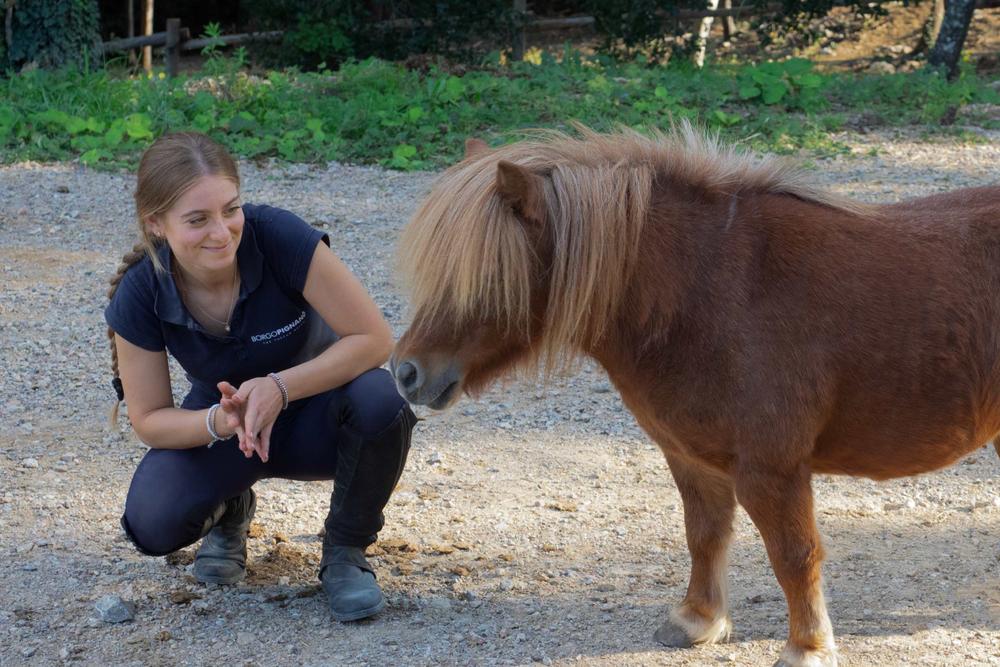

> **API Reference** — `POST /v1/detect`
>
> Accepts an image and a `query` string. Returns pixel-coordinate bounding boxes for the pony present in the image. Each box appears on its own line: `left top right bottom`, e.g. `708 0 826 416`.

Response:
390 123 1000 667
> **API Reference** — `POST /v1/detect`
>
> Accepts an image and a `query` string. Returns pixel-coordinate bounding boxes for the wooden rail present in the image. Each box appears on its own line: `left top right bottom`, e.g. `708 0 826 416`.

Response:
98 0 998 76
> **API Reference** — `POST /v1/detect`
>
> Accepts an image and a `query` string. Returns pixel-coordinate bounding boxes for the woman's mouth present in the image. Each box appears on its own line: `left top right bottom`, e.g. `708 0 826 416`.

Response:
202 241 231 252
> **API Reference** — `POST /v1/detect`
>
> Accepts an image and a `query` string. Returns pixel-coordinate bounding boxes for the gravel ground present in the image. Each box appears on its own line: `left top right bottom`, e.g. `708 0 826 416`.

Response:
1 129 998 667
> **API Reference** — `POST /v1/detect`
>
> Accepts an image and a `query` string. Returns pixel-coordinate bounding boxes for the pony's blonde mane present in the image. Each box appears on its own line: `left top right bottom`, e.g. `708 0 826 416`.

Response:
398 123 867 372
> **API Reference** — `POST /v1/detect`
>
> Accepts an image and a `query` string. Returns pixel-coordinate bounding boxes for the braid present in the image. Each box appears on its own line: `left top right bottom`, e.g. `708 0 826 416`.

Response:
108 242 149 425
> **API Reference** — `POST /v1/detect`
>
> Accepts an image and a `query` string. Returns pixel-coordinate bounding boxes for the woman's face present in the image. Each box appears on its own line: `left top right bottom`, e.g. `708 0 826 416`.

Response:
148 174 244 278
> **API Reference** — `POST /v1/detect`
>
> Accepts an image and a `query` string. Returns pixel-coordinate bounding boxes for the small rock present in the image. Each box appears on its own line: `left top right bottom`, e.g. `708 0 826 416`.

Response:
95 595 135 623
236 631 254 646
278 576 290 586
499 579 514 591
21 647 37 658
868 61 896 75
20 457 38 469
427 596 452 612
169 590 201 605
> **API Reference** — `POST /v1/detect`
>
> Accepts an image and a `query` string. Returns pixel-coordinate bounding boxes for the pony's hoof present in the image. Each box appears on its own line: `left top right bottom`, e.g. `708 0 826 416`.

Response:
654 619 693 648
773 645 838 667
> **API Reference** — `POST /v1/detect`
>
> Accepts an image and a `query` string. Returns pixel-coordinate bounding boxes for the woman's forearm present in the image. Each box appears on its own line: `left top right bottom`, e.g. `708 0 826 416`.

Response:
131 405 228 449
278 332 393 403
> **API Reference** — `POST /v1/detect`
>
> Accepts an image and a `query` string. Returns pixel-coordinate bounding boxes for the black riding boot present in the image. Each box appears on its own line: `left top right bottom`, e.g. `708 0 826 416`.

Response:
193 488 256 585
320 405 415 621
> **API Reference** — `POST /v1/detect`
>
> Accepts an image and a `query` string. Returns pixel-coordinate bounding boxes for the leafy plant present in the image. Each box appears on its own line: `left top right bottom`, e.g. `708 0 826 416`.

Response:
1 49 996 169
737 59 826 111
4 0 101 70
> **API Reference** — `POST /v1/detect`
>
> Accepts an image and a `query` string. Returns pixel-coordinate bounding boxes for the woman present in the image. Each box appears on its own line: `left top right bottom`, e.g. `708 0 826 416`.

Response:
105 132 415 622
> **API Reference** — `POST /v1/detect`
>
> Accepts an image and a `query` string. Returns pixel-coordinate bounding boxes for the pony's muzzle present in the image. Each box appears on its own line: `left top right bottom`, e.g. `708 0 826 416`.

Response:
390 356 461 410
394 360 421 395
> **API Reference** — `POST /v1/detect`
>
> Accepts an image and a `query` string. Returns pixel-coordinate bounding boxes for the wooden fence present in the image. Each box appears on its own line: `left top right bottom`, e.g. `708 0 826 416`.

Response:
99 0 1000 77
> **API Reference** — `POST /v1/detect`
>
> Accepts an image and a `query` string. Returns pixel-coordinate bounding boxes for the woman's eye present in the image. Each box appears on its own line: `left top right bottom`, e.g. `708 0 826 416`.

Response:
224 206 241 216
187 217 205 226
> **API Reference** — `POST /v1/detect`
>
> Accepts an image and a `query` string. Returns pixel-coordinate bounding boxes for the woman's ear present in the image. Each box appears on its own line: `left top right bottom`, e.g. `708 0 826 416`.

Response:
144 215 163 239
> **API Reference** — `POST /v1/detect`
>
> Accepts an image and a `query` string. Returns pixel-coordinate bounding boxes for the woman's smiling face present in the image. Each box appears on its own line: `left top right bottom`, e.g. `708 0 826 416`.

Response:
147 174 244 278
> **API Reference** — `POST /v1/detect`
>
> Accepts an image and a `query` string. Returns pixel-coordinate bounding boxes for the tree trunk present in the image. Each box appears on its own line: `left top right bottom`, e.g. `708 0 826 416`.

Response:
142 0 153 73
930 0 946 45
927 0 976 79
4 1 13 63
722 0 736 40
126 0 136 66
694 0 721 68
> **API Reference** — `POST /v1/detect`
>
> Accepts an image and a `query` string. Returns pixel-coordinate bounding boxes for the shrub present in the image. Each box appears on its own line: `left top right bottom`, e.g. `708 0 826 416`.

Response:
4 0 102 71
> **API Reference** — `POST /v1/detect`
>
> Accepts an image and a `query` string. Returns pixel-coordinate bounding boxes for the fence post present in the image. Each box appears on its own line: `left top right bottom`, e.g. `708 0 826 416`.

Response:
512 0 526 62
165 17 180 77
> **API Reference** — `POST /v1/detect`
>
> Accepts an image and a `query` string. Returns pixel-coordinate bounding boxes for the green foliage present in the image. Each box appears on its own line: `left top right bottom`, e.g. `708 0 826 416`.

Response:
4 0 101 70
1 51 996 169
736 59 826 111
585 0 892 59
239 0 518 69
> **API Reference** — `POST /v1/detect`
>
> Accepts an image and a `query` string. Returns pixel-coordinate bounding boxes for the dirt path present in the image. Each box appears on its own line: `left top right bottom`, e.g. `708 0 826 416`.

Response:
1 130 998 666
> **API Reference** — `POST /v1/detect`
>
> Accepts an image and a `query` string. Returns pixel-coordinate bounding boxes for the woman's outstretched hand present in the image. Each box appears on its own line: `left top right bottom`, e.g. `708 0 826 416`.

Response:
218 381 252 457
217 378 281 463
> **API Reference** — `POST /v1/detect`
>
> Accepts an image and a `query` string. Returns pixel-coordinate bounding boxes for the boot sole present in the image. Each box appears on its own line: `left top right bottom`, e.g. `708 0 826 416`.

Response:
193 568 246 586
330 597 386 622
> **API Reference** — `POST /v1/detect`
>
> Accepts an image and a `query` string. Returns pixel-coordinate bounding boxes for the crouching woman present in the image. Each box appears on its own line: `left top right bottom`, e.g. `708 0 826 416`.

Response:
105 131 414 621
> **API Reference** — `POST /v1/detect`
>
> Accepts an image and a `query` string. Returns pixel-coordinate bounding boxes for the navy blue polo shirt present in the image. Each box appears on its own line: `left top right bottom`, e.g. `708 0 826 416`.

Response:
106 204 338 409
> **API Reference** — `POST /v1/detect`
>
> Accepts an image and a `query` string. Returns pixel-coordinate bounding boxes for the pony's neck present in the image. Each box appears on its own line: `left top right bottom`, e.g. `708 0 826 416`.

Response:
585 179 737 374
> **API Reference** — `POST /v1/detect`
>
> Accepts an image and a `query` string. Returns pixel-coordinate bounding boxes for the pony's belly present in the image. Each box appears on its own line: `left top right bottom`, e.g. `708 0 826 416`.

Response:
809 430 986 480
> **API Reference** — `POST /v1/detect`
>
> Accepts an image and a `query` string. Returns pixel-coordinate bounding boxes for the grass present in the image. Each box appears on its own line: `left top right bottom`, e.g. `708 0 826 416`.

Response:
0 49 997 170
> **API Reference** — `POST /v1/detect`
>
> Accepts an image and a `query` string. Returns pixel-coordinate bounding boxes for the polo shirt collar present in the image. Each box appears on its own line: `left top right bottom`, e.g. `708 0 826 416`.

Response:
152 219 264 327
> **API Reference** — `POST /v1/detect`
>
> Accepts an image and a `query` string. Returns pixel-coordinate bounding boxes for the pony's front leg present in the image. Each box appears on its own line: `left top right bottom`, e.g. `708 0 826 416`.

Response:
735 464 836 667
655 455 735 647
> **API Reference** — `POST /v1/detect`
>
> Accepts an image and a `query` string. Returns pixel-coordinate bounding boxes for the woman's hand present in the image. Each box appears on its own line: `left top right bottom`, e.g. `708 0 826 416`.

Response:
218 377 282 463
217 381 251 457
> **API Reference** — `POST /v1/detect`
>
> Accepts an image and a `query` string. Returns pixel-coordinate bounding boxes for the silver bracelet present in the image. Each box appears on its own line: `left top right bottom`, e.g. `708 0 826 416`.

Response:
268 372 289 410
206 403 223 447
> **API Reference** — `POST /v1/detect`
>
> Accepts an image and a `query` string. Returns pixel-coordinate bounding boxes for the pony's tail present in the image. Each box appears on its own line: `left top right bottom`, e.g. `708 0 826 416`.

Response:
107 242 148 427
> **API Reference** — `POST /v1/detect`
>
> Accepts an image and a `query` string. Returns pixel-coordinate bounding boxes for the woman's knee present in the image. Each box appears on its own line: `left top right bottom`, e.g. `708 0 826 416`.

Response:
338 368 408 438
122 490 220 556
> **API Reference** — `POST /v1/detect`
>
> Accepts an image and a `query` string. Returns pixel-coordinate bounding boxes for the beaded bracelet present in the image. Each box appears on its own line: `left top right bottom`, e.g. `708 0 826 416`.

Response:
268 372 289 411
206 403 223 447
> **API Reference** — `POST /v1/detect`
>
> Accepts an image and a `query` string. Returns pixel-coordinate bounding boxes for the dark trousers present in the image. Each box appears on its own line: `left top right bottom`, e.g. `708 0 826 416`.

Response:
121 368 414 557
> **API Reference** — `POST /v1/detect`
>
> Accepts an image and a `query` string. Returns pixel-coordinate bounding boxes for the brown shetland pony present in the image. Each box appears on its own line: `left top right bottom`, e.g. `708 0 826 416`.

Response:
390 124 1000 667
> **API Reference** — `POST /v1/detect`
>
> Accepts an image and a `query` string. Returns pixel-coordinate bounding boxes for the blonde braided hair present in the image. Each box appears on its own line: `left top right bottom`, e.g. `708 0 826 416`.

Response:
108 132 240 425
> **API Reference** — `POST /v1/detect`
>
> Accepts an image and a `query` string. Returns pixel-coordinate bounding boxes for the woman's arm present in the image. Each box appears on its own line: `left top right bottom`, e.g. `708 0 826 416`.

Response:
233 242 394 456
287 241 395 397
115 334 237 449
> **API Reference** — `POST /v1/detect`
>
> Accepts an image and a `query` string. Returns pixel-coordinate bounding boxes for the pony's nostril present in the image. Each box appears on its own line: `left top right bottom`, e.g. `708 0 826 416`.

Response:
395 361 420 391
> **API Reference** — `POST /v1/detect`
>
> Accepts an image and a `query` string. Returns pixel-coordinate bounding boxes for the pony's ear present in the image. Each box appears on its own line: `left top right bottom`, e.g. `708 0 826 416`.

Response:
496 160 546 223
464 137 489 159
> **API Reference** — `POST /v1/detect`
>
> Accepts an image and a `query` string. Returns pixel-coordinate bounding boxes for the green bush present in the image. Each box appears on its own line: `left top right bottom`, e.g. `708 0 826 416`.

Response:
239 0 518 68
4 0 101 71
0 52 996 169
